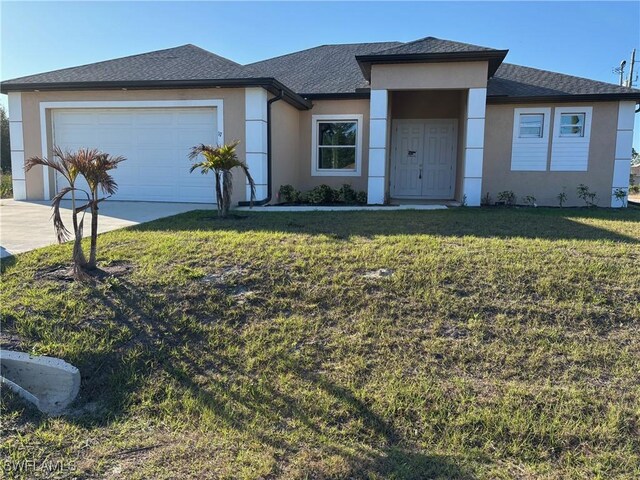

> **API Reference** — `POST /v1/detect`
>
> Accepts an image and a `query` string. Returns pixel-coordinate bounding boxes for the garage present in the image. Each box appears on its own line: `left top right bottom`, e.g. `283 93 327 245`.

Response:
52 107 219 203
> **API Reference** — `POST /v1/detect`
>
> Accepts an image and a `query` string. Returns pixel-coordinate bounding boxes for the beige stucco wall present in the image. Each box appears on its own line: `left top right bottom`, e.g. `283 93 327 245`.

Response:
483 102 618 206
270 99 300 201
296 99 370 193
371 61 488 90
19 88 246 205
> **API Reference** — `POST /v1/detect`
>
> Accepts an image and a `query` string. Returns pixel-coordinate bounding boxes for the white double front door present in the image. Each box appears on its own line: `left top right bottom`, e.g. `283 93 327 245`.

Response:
390 119 457 199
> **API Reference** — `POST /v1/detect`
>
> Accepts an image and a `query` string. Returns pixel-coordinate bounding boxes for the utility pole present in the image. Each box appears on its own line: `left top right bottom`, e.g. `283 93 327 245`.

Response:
616 60 627 86
626 49 636 88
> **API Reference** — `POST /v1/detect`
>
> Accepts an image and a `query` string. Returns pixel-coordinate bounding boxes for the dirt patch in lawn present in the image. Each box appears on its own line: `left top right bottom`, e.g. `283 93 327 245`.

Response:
34 262 134 283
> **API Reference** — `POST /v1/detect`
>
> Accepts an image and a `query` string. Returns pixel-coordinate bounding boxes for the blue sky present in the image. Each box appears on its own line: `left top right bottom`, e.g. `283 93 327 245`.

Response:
1 1 639 147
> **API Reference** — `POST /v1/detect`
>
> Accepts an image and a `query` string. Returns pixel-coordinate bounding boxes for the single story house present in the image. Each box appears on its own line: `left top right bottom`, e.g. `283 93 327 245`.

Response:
2 36 639 207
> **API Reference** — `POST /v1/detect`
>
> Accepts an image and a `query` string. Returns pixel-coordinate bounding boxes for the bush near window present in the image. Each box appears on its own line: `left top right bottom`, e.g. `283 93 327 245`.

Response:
278 184 366 205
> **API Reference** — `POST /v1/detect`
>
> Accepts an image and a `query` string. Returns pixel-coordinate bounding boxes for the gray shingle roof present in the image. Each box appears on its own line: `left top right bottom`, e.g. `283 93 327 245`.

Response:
369 36 499 56
3 44 258 84
488 63 640 98
247 42 401 94
2 39 638 103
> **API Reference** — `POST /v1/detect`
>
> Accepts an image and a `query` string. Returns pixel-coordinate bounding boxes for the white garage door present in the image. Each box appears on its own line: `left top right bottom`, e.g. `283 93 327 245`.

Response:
52 107 218 202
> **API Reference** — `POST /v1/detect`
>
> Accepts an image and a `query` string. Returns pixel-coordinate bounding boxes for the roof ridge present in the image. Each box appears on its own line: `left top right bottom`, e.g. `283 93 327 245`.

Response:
182 44 244 67
247 41 403 66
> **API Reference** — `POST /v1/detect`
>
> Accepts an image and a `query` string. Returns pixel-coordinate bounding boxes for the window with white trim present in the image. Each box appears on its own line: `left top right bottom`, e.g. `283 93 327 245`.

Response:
518 113 545 138
559 112 585 137
511 108 551 171
311 114 363 176
550 106 592 171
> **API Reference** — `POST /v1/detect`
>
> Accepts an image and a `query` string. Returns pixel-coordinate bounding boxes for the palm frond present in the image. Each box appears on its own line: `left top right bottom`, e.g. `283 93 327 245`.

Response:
51 188 73 243
188 144 219 161
238 162 257 205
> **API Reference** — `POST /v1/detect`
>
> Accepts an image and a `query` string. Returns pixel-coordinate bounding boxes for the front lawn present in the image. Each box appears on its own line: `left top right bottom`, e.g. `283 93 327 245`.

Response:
1 208 639 479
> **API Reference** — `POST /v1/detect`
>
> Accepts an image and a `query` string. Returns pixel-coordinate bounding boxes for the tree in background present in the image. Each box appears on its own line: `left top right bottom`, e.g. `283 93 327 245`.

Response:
632 148 639 167
1 106 10 173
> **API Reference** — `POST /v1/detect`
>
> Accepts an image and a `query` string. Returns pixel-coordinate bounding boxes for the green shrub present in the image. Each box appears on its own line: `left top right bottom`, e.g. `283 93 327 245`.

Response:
557 190 568 207
497 190 516 206
337 184 359 204
279 183 367 205
307 184 336 204
278 184 300 203
577 184 598 207
0 173 12 199
522 195 536 207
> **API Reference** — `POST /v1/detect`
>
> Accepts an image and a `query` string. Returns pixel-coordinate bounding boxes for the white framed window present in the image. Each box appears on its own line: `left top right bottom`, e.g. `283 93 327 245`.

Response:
311 114 363 176
559 112 585 137
551 106 592 171
518 113 544 138
511 107 551 171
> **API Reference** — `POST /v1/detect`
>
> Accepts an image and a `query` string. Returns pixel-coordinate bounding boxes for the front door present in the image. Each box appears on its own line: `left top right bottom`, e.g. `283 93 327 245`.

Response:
391 120 457 199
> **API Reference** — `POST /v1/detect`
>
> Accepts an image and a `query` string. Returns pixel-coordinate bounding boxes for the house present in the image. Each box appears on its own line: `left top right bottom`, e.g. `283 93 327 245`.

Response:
632 165 640 187
2 37 639 207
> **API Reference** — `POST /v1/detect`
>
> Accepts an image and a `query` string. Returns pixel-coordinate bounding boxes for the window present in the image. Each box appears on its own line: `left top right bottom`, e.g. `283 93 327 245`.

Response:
550 107 592 171
518 113 544 138
311 114 363 176
511 108 551 171
559 113 585 137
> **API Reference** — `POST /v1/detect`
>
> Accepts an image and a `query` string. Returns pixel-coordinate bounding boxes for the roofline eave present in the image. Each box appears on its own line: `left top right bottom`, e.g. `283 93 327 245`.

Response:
0 77 312 110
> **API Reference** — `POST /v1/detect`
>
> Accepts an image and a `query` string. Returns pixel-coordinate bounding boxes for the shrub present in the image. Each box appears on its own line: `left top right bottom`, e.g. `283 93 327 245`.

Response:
278 184 300 204
307 184 336 204
497 190 516 206
630 184 640 194
522 195 537 207
576 184 598 207
612 188 628 207
557 190 568 207
0 173 12 199
337 184 358 204
481 192 492 206
278 184 367 205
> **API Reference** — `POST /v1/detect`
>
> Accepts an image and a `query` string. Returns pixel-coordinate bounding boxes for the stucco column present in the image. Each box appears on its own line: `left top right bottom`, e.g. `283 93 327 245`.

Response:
367 89 388 204
245 88 268 201
7 92 26 200
611 101 635 207
462 88 487 206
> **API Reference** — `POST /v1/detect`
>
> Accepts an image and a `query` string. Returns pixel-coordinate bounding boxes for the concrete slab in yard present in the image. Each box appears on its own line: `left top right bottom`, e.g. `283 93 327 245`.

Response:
0 200 214 258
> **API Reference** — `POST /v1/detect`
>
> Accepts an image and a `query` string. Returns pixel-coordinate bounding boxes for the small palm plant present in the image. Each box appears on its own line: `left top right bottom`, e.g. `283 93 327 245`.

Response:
75 152 125 269
26 147 90 277
188 140 255 218
25 147 125 278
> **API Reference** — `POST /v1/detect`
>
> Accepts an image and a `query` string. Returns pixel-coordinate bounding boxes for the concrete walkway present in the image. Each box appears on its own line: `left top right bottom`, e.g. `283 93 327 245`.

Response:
0 200 214 258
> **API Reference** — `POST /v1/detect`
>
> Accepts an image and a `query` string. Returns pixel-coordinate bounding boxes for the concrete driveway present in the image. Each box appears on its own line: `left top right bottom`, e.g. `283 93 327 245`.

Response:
0 200 214 258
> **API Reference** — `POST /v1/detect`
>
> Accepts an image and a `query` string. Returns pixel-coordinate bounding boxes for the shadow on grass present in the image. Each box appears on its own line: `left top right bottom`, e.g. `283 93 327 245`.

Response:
132 207 640 244
1 271 475 478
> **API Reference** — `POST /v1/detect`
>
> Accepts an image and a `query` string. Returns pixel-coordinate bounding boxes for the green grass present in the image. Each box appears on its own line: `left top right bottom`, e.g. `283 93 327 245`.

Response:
1 207 639 479
1 172 12 198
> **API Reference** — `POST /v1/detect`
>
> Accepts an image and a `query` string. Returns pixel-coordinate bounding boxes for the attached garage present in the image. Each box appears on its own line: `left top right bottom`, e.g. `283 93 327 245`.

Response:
51 103 222 203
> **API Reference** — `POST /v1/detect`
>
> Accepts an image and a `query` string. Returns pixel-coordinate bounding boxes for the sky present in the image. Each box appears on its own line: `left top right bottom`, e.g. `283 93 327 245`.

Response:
1 1 639 147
